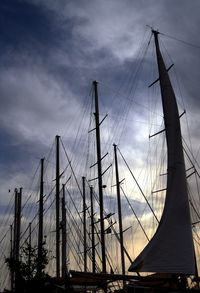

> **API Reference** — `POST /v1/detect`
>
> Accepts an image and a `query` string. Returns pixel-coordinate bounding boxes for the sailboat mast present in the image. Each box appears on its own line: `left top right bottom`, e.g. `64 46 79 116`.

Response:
61 184 67 278
82 176 87 272
13 188 22 292
90 185 96 273
56 135 60 278
113 144 125 275
15 188 22 264
28 222 32 281
153 29 195 273
38 157 44 275
129 30 195 274
93 80 106 273
10 224 13 291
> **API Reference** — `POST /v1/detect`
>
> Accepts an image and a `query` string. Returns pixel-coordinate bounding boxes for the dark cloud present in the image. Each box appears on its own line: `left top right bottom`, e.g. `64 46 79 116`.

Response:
1 0 199 197
0 0 61 53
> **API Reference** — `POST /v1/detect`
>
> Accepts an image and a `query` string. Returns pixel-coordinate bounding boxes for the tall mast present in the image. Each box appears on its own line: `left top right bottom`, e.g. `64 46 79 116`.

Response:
10 224 13 291
38 158 44 275
56 135 60 278
82 176 87 272
15 188 22 263
90 186 96 273
129 31 195 274
113 144 125 275
28 222 32 281
13 189 18 262
61 184 67 278
93 80 106 273
13 188 22 292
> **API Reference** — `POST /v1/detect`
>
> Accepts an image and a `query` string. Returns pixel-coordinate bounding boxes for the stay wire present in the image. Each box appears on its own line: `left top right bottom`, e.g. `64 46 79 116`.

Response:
160 32 200 50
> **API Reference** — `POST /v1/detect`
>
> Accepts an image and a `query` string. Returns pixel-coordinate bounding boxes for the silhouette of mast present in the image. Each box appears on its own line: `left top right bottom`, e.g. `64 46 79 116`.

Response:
129 30 195 275
56 135 60 277
90 186 96 273
61 184 67 278
37 158 44 275
10 224 13 291
113 144 125 275
82 176 87 272
93 80 106 273
13 188 22 291
28 222 32 281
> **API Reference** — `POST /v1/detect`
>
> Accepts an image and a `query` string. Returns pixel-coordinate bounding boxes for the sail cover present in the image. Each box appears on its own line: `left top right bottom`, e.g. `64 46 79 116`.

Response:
129 31 195 275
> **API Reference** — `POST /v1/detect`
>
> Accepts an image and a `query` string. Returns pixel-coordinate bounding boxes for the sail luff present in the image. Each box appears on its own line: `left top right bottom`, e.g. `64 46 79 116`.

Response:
129 31 195 274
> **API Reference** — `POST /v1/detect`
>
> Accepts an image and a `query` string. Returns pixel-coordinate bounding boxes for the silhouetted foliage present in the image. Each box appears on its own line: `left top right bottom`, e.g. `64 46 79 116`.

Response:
5 242 50 292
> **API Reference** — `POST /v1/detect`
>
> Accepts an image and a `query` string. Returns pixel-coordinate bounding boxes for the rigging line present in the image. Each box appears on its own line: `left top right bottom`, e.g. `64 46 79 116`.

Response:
60 138 83 197
84 181 123 270
106 214 133 265
117 147 159 224
62 82 92 144
149 133 166 196
193 228 200 245
195 171 200 206
44 140 54 172
98 33 152 151
99 29 151 108
1 270 9 291
0 243 7 258
65 187 101 268
196 146 200 163
66 187 83 223
65 212 85 264
120 186 149 242
65 203 84 246
183 139 200 171
67 239 82 271
66 205 99 271
188 185 200 221
0 202 14 232
79 183 107 268
108 114 162 126
68 245 82 271
24 189 40 223
117 40 152 146
160 32 200 49
22 182 56 239
20 160 41 212
0 228 9 246
88 181 133 265
20 184 56 243
20 196 56 247
65 186 95 256
0 191 15 227
125 32 152 99
189 196 200 222
193 235 200 249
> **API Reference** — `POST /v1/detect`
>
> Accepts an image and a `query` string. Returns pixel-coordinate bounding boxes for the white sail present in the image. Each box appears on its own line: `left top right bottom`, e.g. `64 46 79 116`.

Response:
129 31 195 274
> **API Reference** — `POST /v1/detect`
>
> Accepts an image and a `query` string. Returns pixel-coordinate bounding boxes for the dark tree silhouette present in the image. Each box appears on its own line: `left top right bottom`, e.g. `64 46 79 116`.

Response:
6 242 51 292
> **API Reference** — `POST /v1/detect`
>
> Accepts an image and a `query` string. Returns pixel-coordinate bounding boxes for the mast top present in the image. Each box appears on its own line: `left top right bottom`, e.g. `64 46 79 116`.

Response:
146 25 159 35
152 29 160 38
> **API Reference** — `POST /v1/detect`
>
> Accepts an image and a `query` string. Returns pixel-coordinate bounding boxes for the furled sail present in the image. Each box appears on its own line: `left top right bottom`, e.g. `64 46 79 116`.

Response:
129 31 195 274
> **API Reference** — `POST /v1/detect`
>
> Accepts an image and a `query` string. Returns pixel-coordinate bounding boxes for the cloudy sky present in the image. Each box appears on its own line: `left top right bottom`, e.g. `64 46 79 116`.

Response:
1 0 200 201
1 0 200 283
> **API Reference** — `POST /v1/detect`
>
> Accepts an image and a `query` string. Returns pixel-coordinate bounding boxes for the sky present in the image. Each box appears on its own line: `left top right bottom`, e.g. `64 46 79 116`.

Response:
1 0 200 199
1 0 200 279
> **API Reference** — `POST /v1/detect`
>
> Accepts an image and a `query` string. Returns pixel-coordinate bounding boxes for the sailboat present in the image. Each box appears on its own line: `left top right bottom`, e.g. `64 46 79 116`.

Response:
127 29 197 291
4 29 199 293
69 29 198 292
